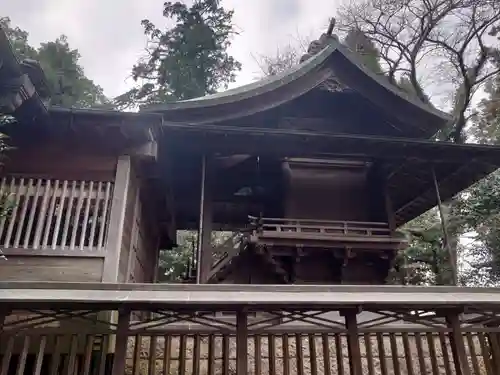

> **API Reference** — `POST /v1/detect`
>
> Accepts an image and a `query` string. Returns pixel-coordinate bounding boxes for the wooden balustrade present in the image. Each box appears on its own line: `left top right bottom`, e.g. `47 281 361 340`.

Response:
0 330 494 375
249 216 396 238
0 176 114 252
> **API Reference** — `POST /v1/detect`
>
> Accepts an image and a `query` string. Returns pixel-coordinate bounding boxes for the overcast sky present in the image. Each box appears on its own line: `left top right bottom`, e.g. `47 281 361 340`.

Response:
3 0 342 98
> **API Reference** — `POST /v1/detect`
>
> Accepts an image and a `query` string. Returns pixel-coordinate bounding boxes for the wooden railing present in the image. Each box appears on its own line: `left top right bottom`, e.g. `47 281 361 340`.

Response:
0 330 494 375
249 216 398 238
0 176 113 251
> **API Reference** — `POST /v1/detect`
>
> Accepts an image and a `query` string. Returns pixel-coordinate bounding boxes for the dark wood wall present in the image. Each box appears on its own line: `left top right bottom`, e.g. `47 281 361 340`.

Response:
2 143 117 181
283 160 369 221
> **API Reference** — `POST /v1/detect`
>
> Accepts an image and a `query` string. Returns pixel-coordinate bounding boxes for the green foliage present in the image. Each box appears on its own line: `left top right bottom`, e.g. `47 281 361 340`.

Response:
1 17 108 108
115 0 241 108
158 230 234 282
470 72 500 144
37 36 108 108
159 231 196 282
387 210 454 285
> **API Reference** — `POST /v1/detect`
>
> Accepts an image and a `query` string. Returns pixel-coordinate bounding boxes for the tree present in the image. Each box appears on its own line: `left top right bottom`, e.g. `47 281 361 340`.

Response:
338 0 500 143
1 17 108 108
37 37 108 108
255 28 384 78
158 231 235 282
344 28 383 74
115 0 241 109
456 59 500 285
256 45 301 77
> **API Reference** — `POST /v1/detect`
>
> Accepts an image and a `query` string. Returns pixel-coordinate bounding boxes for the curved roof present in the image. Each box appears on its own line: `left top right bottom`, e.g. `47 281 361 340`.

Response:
143 37 452 138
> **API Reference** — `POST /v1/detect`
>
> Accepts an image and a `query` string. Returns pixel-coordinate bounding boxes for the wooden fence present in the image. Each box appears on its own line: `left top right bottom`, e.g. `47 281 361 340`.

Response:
0 330 496 375
0 176 113 251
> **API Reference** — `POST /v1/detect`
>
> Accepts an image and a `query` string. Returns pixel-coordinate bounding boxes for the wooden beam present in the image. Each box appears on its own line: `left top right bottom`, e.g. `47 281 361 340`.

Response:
127 141 158 160
0 248 106 257
125 191 141 283
102 156 131 282
197 155 214 284
162 122 500 163
432 167 458 286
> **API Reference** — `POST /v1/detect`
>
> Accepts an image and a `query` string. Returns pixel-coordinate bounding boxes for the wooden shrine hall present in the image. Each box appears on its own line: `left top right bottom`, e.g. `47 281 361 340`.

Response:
4 24 500 375
1 27 500 286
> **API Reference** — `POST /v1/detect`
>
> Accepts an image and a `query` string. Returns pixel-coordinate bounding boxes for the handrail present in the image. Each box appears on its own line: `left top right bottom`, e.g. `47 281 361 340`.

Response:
248 215 388 227
248 216 398 239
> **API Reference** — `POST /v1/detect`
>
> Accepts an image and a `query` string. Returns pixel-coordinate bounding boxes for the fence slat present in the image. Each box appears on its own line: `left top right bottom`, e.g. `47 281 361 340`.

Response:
82 335 94 375
33 179 51 249
179 334 187 375
283 334 291 375
148 335 157 375
426 332 439 375
89 181 101 250
5 178 24 248
49 335 61 375
466 332 481 375
401 332 415 375
0 178 13 239
70 181 86 250
376 332 387 375
52 180 68 249
309 333 317 375
269 334 276 375
208 335 215 375
296 333 304 375
439 332 453 375
364 333 375 375
0 336 14 375
80 181 93 250
42 179 58 249
33 336 47 375
15 335 30 375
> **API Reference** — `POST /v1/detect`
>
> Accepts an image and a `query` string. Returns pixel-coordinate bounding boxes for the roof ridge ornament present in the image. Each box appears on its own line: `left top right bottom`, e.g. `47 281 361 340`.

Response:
299 17 345 93
326 18 336 36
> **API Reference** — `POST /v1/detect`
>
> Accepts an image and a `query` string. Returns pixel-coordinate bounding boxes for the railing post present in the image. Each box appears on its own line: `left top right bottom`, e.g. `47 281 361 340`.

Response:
342 309 362 375
111 308 131 375
103 156 131 282
446 312 471 375
236 310 248 375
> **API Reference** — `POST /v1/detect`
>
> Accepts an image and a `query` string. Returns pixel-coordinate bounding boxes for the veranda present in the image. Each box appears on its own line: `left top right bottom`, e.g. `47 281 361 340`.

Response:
1 283 500 375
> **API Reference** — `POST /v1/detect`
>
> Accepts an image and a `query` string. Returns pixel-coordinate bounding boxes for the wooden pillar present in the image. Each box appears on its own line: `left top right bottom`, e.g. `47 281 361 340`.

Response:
384 184 396 233
236 310 248 375
431 166 458 285
103 156 132 282
111 309 131 375
196 155 213 284
343 310 362 375
446 312 471 375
